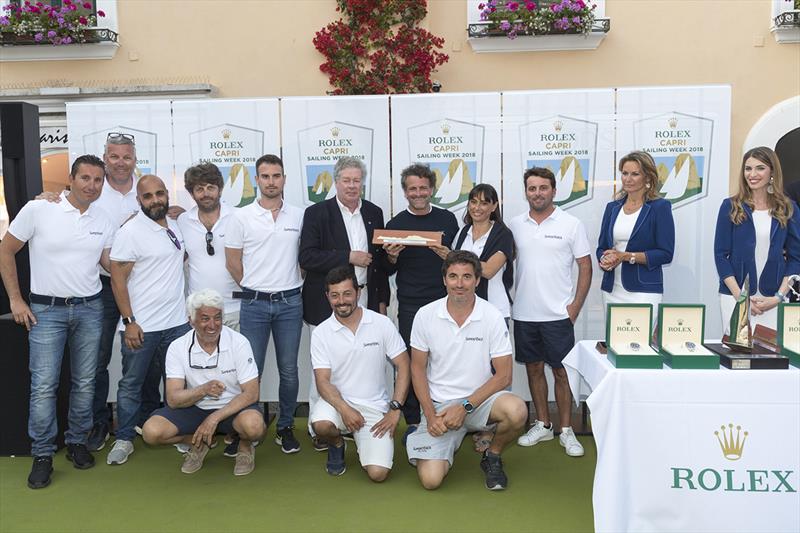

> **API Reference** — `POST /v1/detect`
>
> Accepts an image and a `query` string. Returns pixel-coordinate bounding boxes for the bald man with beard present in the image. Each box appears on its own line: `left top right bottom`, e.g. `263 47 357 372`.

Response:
106 175 192 465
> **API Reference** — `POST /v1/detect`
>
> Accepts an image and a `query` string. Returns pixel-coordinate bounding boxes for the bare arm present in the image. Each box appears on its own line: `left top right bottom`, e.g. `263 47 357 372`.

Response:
225 247 244 286
566 255 592 323
0 234 36 330
110 260 143 349
369 351 411 438
436 355 513 431
99 248 111 273
191 378 260 447
481 251 507 279
410 347 448 436
165 377 224 409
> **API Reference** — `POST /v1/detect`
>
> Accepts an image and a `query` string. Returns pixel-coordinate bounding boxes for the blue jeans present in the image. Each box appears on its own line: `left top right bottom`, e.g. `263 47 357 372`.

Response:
91 277 119 428
28 298 103 457
239 291 302 429
115 323 190 441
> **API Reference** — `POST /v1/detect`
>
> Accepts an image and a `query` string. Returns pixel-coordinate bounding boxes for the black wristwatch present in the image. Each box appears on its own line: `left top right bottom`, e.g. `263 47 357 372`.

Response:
389 400 403 411
462 399 475 414
122 316 136 326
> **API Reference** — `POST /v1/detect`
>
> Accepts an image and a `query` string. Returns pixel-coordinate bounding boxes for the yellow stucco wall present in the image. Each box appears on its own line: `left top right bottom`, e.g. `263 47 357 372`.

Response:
1 1 798 190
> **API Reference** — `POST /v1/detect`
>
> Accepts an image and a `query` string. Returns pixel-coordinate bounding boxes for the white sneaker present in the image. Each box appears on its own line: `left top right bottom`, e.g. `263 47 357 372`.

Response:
174 443 191 454
517 420 554 447
559 427 585 457
107 440 135 465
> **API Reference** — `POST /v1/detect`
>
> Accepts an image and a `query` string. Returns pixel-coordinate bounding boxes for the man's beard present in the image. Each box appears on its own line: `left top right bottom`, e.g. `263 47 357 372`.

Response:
142 201 168 221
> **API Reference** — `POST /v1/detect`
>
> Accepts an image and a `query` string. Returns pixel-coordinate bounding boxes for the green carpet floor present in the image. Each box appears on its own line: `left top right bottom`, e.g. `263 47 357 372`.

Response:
0 421 596 533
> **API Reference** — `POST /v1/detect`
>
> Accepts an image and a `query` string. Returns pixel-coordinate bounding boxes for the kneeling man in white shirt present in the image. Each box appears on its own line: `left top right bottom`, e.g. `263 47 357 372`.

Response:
310 266 410 481
142 289 266 476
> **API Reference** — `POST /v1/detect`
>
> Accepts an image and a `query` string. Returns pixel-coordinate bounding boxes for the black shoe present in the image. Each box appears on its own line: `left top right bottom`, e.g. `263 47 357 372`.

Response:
87 422 110 452
223 436 240 458
27 456 53 489
66 444 95 470
311 435 328 452
480 451 508 491
275 426 300 454
326 442 346 476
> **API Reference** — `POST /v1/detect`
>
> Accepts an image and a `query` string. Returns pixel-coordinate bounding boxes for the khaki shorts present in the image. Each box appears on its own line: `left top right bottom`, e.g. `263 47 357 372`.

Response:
310 398 394 469
406 391 513 466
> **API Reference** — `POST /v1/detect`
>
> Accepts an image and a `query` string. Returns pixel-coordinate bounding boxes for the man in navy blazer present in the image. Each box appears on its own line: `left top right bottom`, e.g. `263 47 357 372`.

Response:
299 157 390 326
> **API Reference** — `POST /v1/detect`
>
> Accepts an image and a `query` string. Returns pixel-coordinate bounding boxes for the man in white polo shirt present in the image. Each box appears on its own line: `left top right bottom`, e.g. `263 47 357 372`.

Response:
225 154 304 454
106 175 191 465
177 163 240 328
142 289 265 476
310 266 409 480
0 155 114 489
406 250 527 491
509 167 592 458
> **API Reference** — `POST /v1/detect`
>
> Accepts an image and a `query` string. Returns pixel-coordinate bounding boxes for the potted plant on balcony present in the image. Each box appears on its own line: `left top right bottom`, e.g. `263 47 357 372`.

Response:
477 0 597 39
0 0 105 45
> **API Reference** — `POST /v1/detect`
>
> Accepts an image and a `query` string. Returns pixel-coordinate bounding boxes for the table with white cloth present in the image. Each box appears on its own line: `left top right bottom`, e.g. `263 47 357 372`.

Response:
563 340 800 533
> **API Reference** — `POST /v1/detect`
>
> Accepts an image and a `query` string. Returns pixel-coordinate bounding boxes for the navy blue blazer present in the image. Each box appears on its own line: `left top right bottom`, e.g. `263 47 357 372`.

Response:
713 198 800 296
596 197 675 294
299 198 389 326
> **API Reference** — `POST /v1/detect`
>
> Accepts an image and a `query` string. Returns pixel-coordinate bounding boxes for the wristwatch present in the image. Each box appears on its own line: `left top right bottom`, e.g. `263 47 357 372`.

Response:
628 253 636 265
775 290 786 301
462 399 475 414
122 316 136 326
389 400 402 411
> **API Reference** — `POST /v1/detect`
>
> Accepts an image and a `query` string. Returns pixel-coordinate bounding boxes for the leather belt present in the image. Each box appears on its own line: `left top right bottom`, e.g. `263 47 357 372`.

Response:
233 287 301 302
29 292 102 306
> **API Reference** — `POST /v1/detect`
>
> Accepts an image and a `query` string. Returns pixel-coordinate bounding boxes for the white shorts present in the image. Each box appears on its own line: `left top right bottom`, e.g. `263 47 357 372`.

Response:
309 398 394 469
406 391 514 466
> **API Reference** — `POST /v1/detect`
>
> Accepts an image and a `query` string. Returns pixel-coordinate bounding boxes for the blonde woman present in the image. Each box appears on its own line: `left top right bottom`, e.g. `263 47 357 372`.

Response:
597 151 675 316
714 146 800 332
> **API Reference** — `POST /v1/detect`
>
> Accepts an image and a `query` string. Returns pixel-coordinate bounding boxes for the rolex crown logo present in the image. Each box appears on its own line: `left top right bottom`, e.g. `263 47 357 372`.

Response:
678 319 684 326
441 122 451 135
554 120 563 132
222 129 232 140
331 126 340 138
668 116 678 129
625 318 632 325
715 423 748 461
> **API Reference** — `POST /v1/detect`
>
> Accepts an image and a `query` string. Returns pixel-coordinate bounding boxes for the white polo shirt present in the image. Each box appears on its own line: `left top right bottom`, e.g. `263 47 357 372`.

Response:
165 326 259 410
93 176 138 277
225 200 304 292
460 224 510 317
337 198 369 292
510 207 591 322
110 211 187 333
311 308 407 413
177 205 239 314
411 296 512 403
7 193 114 297
94 175 139 228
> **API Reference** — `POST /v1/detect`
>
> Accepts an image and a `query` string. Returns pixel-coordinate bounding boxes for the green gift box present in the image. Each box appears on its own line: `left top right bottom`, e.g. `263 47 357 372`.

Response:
605 304 662 369
777 303 800 368
657 304 719 369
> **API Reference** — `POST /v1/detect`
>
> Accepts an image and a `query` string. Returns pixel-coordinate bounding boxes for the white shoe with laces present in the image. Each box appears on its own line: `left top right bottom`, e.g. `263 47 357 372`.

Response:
517 420 554 447
559 427 585 457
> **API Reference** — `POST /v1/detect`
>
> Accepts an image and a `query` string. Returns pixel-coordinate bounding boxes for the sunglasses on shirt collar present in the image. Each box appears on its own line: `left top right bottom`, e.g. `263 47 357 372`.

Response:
205 231 215 256
166 228 182 251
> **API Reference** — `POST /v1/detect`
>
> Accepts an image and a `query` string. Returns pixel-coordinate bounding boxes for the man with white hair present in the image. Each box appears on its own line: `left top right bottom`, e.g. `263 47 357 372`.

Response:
142 289 265 476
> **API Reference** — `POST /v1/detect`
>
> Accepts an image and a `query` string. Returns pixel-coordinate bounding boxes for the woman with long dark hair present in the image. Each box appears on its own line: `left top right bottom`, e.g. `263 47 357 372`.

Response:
714 146 800 331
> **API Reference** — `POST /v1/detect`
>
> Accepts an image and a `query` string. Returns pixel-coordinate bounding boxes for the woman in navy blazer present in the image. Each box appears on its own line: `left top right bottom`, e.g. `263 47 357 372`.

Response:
714 146 800 332
597 151 675 318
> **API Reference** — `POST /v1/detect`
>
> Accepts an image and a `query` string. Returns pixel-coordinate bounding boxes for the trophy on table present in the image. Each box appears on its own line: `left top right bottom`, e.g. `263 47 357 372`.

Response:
723 274 752 351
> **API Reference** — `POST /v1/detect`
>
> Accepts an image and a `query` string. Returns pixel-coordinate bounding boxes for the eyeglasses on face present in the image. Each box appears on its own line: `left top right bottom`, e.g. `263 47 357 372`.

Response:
166 228 182 251
205 231 215 256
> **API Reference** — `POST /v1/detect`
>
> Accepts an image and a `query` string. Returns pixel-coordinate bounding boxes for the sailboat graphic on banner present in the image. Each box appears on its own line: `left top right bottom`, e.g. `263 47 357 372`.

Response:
434 159 473 207
222 164 256 208
660 154 692 200
312 170 336 200
555 159 576 203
